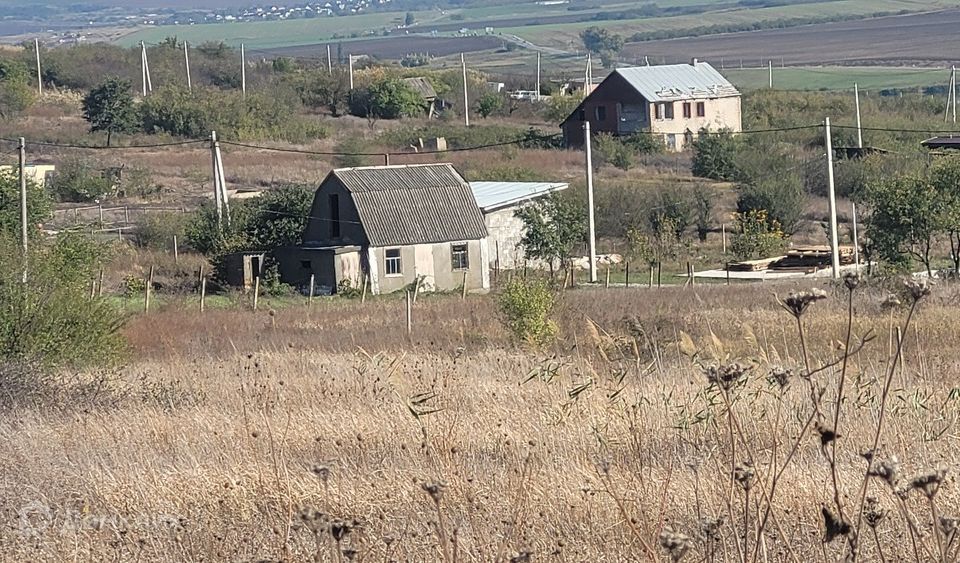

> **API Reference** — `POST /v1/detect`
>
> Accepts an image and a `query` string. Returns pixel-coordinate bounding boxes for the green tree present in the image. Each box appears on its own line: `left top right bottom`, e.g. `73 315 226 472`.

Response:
0 169 51 238
497 279 557 346
349 78 424 120
731 209 785 260
692 130 741 181
580 27 624 55
82 77 138 147
515 193 587 277
476 93 503 118
404 11 416 26
862 172 947 275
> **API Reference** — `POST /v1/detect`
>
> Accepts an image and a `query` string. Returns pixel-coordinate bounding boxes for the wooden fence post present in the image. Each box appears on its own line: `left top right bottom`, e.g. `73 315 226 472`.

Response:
657 262 662 288
200 275 207 312
173 235 179 264
604 264 610 288
405 290 412 336
98 204 103 224
625 262 630 288
722 223 727 254
361 274 368 304
726 263 731 286
461 271 468 300
97 267 104 297
690 263 696 286
124 206 129 224
648 264 654 288
253 276 260 311
144 265 154 313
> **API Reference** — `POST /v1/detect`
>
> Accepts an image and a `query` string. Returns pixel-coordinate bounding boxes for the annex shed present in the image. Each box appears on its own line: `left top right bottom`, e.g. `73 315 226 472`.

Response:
469 181 569 270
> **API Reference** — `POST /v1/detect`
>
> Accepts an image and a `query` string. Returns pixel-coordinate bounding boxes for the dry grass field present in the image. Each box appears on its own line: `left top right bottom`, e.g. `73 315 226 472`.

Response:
2 279 959 561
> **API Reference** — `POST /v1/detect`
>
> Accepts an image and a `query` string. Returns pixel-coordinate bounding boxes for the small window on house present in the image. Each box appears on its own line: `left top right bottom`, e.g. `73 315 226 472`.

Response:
451 244 469 270
663 102 674 120
329 193 340 238
654 103 663 120
682 102 692 119
385 248 402 276
300 260 311 269
595 105 606 121
578 108 586 121
696 101 706 117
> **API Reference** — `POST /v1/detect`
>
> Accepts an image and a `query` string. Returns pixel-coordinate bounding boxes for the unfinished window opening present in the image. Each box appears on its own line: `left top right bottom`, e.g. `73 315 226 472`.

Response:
329 193 341 238
451 244 469 270
696 101 706 117
663 102 674 120
300 260 311 269
595 105 606 121
385 248 402 276
682 102 692 118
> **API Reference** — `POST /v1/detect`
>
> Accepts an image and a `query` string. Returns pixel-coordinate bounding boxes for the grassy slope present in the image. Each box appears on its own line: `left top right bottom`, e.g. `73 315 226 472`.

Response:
725 66 951 91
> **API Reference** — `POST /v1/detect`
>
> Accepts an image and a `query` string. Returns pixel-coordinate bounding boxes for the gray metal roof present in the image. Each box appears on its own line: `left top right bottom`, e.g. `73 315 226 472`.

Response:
402 77 438 101
614 62 739 102
469 181 568 212
331 163 488 247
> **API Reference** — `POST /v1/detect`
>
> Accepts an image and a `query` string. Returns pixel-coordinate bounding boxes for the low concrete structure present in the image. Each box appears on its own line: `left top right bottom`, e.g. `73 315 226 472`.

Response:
469 181 568 270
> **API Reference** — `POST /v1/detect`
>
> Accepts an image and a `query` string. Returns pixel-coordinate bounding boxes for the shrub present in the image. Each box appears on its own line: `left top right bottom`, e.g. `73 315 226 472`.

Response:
49 157 115 203
497 278 557 346
135 212 187 250
0 169 51 235
0 234 126 369
736 173 805 234
692 130 740 181
730 209 785 260
348 77 424 120
623 132 664 155
476 93 504 118
592 133 634 171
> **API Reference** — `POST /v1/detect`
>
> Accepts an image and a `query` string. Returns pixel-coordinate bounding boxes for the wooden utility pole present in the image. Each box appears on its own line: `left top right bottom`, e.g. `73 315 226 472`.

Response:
584 121 598 283
461 53 469 126
824 117 840 279
240 43 246 97
18 137 27 283
184 40 192 91
34 39 42 96
405 290 412 336
326 44 332 74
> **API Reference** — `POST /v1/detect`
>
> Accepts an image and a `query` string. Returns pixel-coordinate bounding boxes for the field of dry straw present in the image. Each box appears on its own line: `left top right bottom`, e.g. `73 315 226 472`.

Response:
2 278 959 562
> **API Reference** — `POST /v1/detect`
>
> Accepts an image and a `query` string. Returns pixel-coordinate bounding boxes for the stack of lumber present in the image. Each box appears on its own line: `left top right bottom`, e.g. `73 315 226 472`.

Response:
776 245 856 269
727 256 786 272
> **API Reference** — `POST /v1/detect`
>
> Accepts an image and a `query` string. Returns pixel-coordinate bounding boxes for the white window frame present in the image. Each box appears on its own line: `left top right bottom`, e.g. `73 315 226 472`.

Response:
451 243 469 270
384 248 402 277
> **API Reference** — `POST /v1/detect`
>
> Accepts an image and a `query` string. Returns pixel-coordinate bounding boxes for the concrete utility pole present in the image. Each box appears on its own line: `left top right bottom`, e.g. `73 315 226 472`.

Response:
240 43 246 97
18 137 27 283
461 53 470 126
536 51 541 101
853 84 862 270
348 54 355 89
141 42 147 97
584 121 598 284
945 66 956 123
34 39 41 96
824 117 840 279
211 131 223 229
184 40 192 91
768 60 773 88
326 44 332 74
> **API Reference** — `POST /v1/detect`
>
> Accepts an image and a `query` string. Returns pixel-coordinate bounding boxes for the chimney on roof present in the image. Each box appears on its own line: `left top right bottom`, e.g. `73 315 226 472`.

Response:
690 58 698 66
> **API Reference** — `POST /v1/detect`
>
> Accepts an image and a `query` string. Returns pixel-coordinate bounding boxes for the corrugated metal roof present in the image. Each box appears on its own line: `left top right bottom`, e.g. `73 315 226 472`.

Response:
614 62 739 102
402 77 438 100
469 181 568 212
331 163 488 247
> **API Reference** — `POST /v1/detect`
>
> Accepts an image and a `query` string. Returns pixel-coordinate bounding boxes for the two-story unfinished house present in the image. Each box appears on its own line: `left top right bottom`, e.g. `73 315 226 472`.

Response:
560 60 742 152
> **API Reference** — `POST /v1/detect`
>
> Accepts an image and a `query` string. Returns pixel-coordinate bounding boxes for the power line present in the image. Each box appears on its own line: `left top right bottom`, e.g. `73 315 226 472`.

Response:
0 138 207 150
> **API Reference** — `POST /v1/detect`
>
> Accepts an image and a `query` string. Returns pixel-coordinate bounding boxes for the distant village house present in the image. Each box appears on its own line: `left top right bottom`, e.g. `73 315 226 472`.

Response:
561 60 742 151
